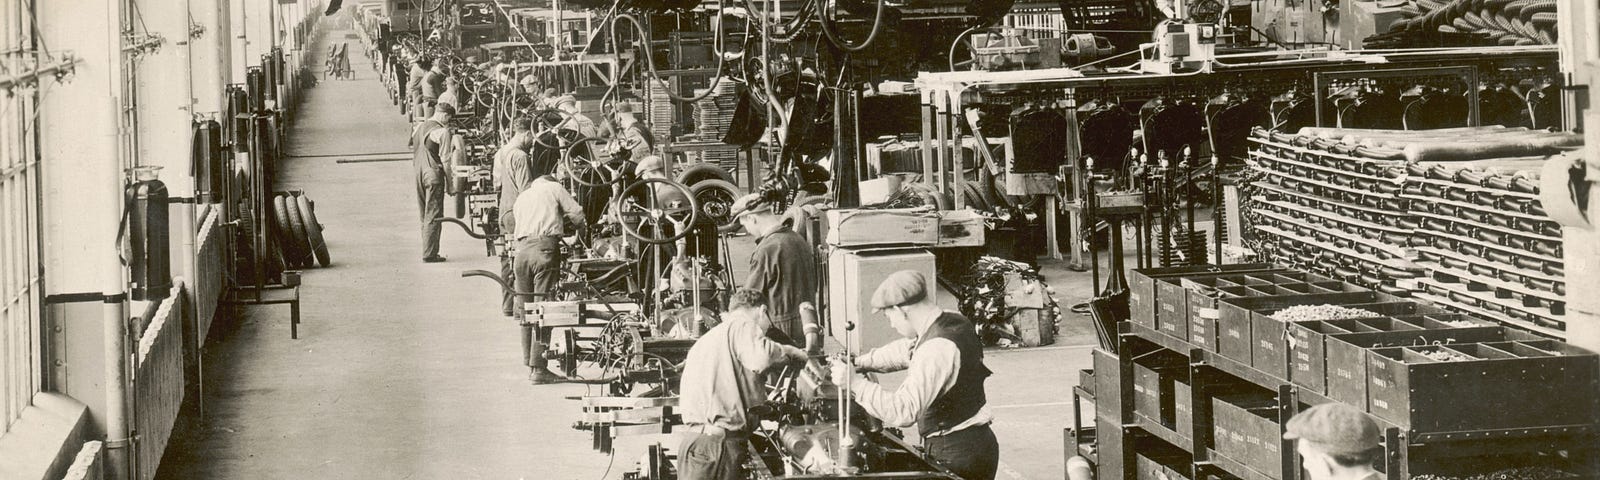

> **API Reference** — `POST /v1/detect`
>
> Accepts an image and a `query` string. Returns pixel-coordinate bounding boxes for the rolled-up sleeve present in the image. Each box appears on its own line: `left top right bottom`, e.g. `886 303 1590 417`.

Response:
849 339 961 428
854 338 913 373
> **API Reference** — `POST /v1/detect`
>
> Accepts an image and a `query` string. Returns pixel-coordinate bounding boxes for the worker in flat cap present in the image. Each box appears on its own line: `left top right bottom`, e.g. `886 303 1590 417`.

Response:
1285 403 1383 480
728 192 817 346
553 95 598 138
609 102 655 163
830 270 998 480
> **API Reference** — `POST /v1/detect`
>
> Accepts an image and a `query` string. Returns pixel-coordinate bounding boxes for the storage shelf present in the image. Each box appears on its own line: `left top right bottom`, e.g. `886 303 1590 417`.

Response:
1134 413 1194 452
1202 449 1278 480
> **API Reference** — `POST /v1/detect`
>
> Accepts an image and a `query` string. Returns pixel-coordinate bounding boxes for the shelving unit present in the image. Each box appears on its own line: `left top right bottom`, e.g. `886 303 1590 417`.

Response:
1073 266 1600 480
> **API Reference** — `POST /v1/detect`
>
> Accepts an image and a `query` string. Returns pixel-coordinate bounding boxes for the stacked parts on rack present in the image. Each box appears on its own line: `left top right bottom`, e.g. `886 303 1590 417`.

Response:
693 80 740 171
1242 125 1580 338
272 191 333 270
1403 160 1567 336
644 82 675 146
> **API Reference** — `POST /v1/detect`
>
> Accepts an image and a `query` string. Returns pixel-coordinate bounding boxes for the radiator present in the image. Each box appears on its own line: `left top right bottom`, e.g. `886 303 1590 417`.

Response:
61 441 104 480
133 283 185 480
194 208 226 342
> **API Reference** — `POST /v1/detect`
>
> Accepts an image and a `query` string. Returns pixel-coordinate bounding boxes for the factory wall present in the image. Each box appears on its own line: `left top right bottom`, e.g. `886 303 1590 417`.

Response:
0 1 325 479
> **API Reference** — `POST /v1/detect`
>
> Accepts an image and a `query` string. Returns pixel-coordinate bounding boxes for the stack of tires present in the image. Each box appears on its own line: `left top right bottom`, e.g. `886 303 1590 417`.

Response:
272 192 333 269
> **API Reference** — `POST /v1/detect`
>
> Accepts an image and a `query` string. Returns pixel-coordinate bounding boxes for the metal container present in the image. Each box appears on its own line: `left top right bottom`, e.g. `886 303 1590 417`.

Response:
1312 316 1506 403
1216 292 1398 370
1130 264 1277 332
1211 393 1281 475
1094 348 1122 423
1133 363 1163 424
1172 272 1344 350
1367 340 1600 435
1253 300 1439 378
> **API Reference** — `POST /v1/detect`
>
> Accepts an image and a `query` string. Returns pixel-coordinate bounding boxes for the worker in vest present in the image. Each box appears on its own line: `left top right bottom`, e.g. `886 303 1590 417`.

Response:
830 270 998 480
410 103 455 263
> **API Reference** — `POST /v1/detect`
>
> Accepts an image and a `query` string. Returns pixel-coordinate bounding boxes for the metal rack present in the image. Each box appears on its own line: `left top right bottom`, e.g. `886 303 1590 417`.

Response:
914 47 1557 269
1073 265 1600 480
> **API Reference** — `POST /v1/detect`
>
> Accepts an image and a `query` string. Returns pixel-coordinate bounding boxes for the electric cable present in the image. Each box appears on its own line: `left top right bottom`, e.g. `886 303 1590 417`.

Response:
816 0 886 52
610 0 730 104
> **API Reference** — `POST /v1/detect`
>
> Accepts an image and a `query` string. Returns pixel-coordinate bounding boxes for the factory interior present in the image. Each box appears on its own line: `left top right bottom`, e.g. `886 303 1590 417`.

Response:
0 0 1599 479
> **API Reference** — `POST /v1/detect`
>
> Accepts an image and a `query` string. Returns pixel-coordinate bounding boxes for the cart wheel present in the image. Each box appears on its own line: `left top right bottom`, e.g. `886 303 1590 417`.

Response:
563 137 626 187
297 195 332 267
616 178 700 245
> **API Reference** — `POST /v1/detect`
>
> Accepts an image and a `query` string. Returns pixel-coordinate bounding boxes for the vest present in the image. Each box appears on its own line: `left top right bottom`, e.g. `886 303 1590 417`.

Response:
916 312 992 435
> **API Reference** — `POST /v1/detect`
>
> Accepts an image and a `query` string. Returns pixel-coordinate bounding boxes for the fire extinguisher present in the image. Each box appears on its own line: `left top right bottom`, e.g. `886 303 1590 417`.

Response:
193 119 225 204
125 166 172 301
246 67 267 111
227 86 250 152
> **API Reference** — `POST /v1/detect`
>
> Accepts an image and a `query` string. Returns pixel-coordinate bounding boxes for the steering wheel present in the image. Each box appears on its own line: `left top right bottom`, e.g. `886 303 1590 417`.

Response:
531 108 578 150
563 137 627 187
615 178 700 245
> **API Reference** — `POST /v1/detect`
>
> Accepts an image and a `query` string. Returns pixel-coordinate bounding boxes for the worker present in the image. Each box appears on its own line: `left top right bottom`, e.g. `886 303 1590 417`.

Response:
1284 403 1383 480
727 193 816 344
553 95 598 138
407 57 431 119
494 116 536 316
830 270 998 480
437 76 461 112
410 103 455 263
511 166 585 309
611 103 655 162
421 60 449 117
678 289 811 480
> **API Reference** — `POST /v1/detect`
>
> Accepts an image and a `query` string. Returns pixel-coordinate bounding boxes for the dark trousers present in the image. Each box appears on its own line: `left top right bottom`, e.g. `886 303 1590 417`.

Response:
677 432 748 480
926 424 1000 480
499 214 516 316
416 174 445 258
513 236 563 304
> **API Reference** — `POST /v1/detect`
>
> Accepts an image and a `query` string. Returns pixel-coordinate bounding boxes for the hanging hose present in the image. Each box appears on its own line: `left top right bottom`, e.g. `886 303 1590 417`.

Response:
817 0 887 52
743 0 817 43
611 1 730 104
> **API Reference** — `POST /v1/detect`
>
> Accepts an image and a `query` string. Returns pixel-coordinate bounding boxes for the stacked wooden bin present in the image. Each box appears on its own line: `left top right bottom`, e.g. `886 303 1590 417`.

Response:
1073 264 1600 480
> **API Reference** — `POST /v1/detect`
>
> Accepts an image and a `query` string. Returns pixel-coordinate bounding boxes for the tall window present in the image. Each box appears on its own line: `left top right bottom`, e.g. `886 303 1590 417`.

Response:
0 1 45 435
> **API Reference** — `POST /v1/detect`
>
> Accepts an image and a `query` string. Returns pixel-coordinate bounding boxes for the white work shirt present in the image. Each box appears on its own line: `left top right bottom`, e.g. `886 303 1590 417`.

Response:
679 312 802 432
512 176 584 239
850 312 995 437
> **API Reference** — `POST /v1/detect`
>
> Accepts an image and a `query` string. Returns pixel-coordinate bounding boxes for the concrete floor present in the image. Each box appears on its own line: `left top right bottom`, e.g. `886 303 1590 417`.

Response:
156 16 1103 480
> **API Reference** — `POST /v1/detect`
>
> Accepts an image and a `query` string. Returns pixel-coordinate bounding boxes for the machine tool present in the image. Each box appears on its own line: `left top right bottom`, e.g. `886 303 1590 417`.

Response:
1138 20 1218 75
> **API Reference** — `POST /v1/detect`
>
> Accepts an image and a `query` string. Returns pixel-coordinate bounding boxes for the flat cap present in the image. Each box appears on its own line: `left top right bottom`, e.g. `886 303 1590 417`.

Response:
871 270 930 310
1284 403 1381 456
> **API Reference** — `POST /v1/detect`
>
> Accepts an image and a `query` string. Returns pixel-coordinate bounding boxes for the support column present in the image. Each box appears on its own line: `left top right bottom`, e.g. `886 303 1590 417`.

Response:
38 0 131 479
1557 0 1599 352
192 0 231 115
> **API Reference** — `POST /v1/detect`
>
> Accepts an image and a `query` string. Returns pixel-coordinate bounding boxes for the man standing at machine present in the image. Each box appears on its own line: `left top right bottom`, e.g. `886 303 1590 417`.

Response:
421 59 449 117
678 289 811 480
511 167 585 381
1284 403 1383 480
494 116 535 316
406 56 430 119
729 193 817 345
830 270 998 480
411 103 455 263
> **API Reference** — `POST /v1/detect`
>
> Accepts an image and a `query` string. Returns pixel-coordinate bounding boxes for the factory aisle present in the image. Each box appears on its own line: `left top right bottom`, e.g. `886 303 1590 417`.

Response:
155 20 628 479
157 15 1093 480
